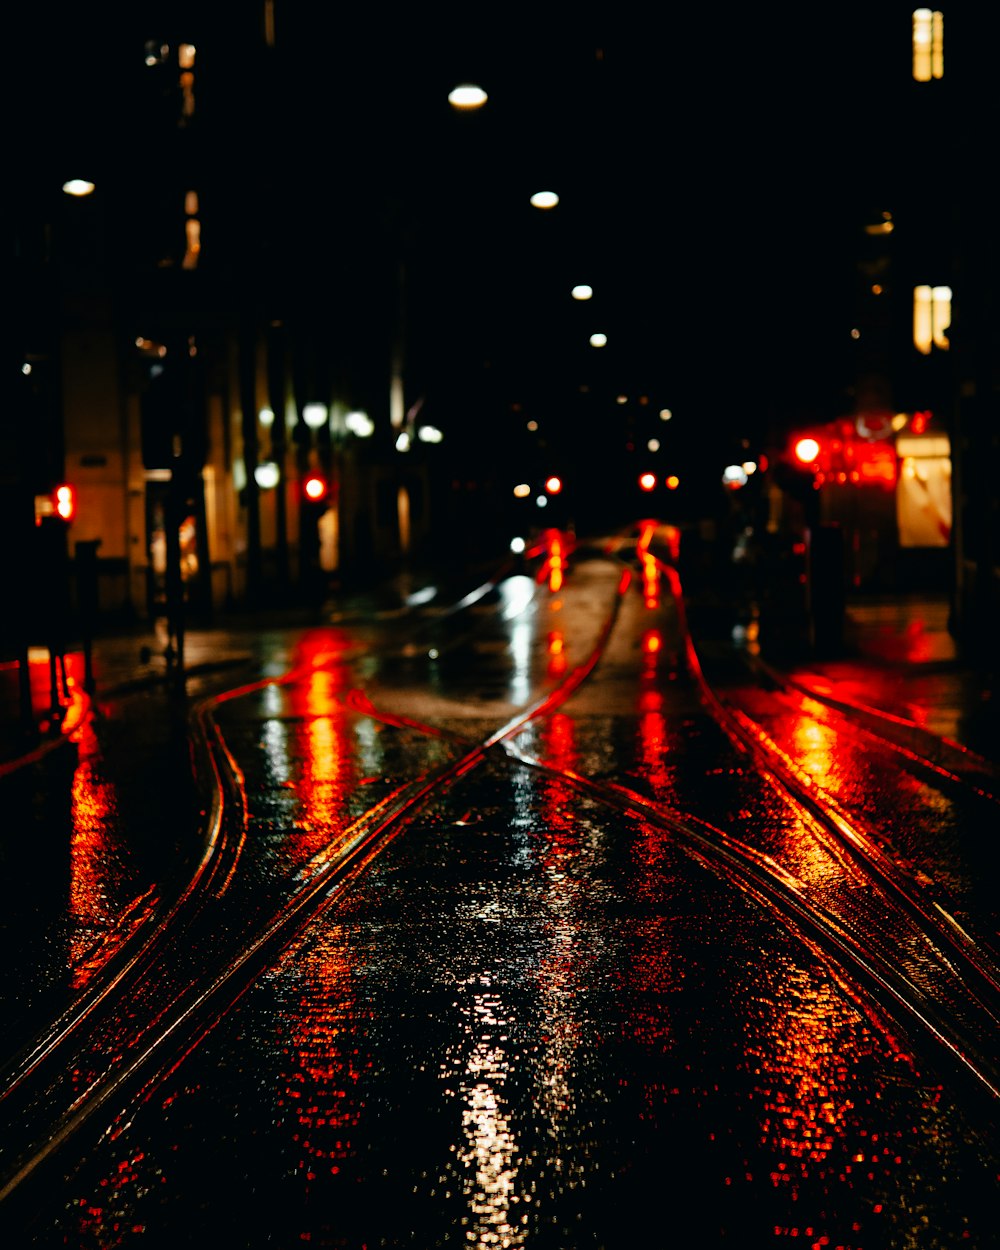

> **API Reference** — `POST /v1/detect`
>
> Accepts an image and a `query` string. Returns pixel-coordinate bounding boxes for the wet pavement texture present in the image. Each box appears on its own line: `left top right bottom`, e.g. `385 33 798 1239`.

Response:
1 532 998 1249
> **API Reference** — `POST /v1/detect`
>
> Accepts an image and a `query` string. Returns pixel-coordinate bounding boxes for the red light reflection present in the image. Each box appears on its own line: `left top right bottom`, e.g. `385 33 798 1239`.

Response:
641 553 659 608
547 630 567 679
537 528 573 594
280 632 361 868
277 927 369 1197
530 711 586 1134
68 713 134 987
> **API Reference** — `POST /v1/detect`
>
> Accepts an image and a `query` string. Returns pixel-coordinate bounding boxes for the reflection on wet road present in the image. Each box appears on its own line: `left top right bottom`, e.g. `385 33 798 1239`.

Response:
0 527 997 1248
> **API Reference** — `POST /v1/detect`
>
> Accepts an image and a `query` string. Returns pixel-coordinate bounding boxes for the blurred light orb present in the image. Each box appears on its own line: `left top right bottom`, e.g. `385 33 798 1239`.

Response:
666 475 680 490
659 408 673 421
513 483 531 499
417 425 443 443
302 403 328 429
396 431 411 452
536 495 549 508
530 190 559 210
62 179 95 197
254 462 280 490
258 407 275 427
794 436 821 464
590 333 608 348
571 285 593 300
647 438 660 452
345 410 374 437
448 83 488 110
510 536 526 554
722 464 749 488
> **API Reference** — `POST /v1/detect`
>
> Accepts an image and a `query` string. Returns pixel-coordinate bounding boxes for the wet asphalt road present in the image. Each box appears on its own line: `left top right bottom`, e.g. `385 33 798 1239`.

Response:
0 530 998 1249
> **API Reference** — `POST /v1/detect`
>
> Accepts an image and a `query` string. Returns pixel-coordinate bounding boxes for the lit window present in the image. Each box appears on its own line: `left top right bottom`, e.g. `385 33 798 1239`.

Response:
864 211 894 236
913 285 951 354
182 218 201 269
144 41 169 67
912 9 944 82
183 190 201 270
180 70 196 118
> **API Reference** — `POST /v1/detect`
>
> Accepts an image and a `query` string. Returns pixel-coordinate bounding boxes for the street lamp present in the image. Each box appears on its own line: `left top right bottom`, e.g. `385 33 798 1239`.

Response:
448 83 488 110
302 402 328 432
254 461 280 490
344 409 374 438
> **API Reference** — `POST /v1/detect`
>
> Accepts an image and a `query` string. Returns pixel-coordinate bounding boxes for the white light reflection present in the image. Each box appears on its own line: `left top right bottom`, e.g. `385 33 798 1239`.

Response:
455 982 526 1248
498 575 535 622
508 618 533 705
498 576 536 705
352 716 382 777
260 716 292 788
405 585 437 607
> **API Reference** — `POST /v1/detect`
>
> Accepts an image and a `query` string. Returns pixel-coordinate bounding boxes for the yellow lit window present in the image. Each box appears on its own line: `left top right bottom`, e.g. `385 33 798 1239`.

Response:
183 189 201 270
180 69 196 118
182 219 201 270
913 285 951 354
912 9 944 81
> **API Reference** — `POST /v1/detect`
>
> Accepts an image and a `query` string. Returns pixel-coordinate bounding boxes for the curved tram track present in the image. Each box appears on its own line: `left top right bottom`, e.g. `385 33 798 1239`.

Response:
1 526 997 1225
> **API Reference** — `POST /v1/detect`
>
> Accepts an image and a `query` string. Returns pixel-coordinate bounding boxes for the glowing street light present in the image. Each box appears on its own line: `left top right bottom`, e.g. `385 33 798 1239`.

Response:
254 462 280 490
794 436 821 465
530 190 559 210
302 403 328 431
448 83 488 110
344 409 374 438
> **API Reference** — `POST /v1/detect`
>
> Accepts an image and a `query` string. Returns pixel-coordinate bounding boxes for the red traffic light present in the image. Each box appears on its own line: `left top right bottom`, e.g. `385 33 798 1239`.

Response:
53 483 76 522
303 472 328 502
544 475 563 495
793 436 821 466
638 472 657 492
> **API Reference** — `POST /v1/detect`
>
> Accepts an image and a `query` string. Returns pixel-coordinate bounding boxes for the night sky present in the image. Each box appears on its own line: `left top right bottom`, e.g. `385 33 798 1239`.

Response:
17 6 935 494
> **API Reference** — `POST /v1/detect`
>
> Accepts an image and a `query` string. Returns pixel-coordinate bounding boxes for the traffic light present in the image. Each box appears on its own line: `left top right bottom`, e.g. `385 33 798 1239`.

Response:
34 483 76 524
53 483 76 522
303 471 329 503
793 436 822 467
